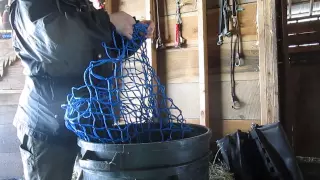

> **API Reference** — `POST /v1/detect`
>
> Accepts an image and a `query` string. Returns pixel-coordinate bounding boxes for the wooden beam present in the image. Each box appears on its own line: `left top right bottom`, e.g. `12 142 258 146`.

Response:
257 0 280 124
287 21 320 34
104 0 113 13
288 32 320 45
186 119 260 136
197 0 209 127
145 0 157 73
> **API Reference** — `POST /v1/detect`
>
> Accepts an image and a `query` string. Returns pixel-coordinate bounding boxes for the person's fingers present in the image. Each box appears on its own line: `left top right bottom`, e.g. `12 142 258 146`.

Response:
123 26 133 39
129 16 136 25
146 22 155 38
127 26 133 36
127 34 133 40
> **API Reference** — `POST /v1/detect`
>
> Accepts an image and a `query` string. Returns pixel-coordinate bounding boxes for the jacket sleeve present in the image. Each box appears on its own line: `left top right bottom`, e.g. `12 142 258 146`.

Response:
10 0 123 77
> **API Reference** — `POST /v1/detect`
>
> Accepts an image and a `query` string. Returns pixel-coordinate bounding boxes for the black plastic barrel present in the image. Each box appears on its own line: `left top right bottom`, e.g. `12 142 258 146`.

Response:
77 123 212 180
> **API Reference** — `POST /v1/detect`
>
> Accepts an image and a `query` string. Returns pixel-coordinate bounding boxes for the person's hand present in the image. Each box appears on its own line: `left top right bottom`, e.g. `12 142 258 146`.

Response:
139 20 155 39
109 11 136 40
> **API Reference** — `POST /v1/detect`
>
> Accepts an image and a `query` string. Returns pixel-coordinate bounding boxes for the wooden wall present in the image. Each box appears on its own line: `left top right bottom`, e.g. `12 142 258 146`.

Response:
115 0 263 140
0 39 24 178
0 38 23 123
207 1 260 138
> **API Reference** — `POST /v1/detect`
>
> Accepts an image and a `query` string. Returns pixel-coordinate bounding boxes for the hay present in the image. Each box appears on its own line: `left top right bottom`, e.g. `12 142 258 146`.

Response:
209 162 234 180
209 147 234 180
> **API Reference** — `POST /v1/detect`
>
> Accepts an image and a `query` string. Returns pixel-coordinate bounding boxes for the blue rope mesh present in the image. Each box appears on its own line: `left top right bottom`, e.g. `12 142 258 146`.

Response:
62 23 191 144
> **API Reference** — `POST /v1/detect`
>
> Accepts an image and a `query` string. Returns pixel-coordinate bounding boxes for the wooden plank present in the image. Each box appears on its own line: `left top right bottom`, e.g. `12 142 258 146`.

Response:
288 32 320 45
104 0 113 13
166 80 260 121
159 47 199 83
208 41 259 73
287 21 320 34
207 3 258 43
158 3 258 47
158 41 258 84
159 47 259 83
166 83 200 119
289 45 320 53
198 0 209 127
145 0 157 72
282 0 295 146
257 0 279 124
209 80 261 120
158 0 197 17
212 119 260 137
186 119 261 136
158 3 257 47
119 0 146 18
210 72 259 82
159 13 198 46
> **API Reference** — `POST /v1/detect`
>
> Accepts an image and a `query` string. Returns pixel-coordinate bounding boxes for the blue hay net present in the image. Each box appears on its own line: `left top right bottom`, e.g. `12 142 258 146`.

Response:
62 23 191 144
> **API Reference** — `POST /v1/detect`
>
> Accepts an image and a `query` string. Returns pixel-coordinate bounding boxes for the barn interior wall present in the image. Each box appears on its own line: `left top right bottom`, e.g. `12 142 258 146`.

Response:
116 0 262 140
0 0 264 146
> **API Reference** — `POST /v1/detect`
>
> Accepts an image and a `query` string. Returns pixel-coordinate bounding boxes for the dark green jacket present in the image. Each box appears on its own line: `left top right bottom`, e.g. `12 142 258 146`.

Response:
10 0 124 142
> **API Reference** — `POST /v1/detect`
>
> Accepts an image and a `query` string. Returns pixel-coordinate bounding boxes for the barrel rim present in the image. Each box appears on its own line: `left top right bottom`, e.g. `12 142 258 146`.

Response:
78 123 212 151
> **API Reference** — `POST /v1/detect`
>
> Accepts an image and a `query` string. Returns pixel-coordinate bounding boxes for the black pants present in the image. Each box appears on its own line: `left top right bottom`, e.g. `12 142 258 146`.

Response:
17 130 79 180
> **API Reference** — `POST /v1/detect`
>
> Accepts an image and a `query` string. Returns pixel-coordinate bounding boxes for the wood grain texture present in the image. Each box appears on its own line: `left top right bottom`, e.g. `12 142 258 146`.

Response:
166 80 261 120
209 80 261 120
158 0 197 16
158 47 259 84
211 119 260 137
159 13 198 46
257 0 279 124
198 0 209 126
186 119 260 136
145 0 158 72
118 0 146 18
158 47 199 83
207 3 258 43
104 0 113 13
158 2 258 47
208 41 259 74
166 83 200 119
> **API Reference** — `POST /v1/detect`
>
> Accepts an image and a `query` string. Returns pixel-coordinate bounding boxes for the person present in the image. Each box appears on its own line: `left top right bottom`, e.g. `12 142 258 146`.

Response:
9 0 155 179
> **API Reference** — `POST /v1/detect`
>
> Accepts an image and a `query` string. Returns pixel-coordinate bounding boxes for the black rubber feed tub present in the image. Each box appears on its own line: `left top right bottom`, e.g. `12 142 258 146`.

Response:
77 123 212 180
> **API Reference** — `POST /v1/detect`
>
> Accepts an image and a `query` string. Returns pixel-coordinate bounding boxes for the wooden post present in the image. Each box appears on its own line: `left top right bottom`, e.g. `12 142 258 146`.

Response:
104 0 113 13
197 0 209 127
145 0 157 73
257 0 280 125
